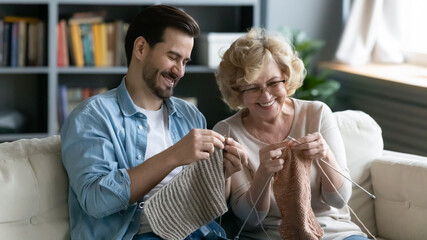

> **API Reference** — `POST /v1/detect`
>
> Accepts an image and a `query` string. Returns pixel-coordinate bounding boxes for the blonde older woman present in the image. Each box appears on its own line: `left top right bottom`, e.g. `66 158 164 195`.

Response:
213 28 369 240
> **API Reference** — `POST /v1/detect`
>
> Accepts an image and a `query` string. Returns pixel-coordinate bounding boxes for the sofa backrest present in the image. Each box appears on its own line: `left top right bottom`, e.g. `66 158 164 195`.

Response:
0 135 69 240
334 110 383 236
0 110 384 239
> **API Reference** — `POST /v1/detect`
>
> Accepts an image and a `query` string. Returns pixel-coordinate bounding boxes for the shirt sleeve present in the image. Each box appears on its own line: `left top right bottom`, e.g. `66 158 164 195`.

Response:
61 107 131 219
318 104 352 208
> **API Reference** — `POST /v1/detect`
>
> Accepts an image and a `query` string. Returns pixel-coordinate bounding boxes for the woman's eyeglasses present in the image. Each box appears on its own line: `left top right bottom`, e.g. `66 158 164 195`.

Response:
240 79 286 98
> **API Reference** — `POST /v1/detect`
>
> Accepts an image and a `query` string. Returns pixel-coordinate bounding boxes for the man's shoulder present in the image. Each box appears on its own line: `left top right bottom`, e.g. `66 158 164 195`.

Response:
69 89 120 120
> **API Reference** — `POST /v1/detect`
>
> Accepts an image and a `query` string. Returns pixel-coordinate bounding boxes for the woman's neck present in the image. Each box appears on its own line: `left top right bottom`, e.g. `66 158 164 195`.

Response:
242 100 295 144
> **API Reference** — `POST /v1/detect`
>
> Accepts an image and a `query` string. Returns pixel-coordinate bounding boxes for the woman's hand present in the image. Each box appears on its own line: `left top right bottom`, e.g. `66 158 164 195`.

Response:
291 132 345 192
223 137 248 178
256 141 290 178
291 132 331 160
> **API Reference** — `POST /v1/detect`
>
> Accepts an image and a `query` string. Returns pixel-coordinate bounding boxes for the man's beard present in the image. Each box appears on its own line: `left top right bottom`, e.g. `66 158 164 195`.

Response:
142 62 178 100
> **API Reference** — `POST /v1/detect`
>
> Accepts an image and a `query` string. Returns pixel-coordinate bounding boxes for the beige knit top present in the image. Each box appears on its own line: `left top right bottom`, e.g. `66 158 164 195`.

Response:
213 98 366 240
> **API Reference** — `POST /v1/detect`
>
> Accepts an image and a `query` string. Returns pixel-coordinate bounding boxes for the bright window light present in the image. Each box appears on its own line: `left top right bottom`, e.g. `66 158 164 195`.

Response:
402 0 427 65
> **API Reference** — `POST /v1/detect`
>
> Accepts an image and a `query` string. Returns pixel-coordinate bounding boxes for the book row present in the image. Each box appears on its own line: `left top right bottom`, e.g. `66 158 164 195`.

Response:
0 17 45 67
58 19 129 67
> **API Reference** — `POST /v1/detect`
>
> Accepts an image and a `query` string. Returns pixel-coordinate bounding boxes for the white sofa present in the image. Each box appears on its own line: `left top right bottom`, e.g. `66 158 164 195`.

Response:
0 110 426 240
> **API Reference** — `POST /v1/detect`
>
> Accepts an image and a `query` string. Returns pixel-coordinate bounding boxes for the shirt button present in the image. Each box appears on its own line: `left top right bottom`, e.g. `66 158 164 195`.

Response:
138 125 143 129
136 155 142 160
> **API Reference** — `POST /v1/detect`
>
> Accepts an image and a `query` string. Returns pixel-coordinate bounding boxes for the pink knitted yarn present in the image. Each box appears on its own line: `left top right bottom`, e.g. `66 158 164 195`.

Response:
273 147 323 240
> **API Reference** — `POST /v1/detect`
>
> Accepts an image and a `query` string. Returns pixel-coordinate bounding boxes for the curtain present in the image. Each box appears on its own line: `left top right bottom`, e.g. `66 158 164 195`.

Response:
335 0 406 65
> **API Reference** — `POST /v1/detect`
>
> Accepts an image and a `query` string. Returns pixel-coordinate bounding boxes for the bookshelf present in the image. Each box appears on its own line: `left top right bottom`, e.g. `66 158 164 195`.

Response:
0 0 260 142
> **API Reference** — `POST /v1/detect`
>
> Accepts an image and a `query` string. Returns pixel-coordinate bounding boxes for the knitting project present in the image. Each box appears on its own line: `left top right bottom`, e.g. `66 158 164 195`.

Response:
273 147 324 240
144 148 228 240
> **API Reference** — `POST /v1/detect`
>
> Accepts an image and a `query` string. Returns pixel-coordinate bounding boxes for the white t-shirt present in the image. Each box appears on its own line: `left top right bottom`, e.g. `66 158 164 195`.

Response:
137 104 183 234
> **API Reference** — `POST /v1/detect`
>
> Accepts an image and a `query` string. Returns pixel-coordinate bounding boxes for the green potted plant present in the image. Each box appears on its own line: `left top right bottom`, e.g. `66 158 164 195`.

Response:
280 28 340 107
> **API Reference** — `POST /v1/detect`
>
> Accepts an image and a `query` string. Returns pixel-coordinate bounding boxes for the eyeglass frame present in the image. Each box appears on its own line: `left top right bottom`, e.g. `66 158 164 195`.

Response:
236 79 287 98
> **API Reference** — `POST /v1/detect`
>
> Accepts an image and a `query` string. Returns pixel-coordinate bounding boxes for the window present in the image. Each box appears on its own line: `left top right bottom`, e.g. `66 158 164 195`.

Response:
402 0 427 66
338 0 427 66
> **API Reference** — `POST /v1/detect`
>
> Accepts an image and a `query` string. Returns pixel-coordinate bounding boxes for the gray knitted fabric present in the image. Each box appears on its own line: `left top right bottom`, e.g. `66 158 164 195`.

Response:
144 148 228 240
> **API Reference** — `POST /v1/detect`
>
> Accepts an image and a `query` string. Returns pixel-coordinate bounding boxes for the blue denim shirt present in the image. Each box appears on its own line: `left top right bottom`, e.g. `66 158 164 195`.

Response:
61 79 207 240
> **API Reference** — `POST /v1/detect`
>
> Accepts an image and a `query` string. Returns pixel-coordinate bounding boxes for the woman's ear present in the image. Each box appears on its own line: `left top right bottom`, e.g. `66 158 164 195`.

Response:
133 36 147 61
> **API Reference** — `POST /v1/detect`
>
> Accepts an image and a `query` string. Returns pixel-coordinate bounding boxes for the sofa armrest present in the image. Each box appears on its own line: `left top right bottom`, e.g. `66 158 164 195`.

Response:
371 151 427 240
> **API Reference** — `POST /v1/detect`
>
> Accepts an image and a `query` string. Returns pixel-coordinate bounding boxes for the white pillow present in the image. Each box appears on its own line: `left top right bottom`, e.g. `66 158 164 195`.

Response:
334 110 383 236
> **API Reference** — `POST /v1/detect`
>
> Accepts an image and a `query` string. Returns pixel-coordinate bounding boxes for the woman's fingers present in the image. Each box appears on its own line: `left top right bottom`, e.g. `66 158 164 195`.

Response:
291 132 328 159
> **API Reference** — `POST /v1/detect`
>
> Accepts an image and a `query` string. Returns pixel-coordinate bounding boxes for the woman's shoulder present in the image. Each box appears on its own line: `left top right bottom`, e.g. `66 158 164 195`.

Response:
292 98 331 114
213 110 241 134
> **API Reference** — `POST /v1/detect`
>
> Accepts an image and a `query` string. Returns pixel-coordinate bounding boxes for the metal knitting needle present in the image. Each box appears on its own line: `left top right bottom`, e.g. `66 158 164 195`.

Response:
286 136 376 199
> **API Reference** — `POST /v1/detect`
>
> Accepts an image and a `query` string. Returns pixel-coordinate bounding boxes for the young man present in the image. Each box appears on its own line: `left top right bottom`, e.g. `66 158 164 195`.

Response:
61 5 247 239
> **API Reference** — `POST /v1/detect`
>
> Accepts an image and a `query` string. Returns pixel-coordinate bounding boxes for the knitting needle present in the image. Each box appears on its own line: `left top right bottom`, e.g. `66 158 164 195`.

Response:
286 136 376 199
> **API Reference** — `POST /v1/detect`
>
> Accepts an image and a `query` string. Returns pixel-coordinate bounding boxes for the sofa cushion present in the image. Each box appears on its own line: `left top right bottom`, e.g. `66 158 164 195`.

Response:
334 110 383 236
0 135 69 240
371 151 427 240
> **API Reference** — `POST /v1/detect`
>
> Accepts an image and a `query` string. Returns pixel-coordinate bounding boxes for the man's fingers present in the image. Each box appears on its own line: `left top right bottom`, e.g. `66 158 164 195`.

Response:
200 130 225 149
201 142 215 154
200 129 225 142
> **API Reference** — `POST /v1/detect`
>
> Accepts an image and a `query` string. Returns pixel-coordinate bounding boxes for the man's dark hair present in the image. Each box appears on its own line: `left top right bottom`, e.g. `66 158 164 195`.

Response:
124 5 200 67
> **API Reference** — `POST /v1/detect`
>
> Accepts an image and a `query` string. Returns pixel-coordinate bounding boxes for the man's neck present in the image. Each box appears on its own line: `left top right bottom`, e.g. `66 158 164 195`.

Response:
125 74 163 111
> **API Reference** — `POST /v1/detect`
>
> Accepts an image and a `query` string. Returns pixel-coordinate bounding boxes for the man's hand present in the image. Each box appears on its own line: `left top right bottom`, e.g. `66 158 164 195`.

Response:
169 129 225 166
223 137 248 178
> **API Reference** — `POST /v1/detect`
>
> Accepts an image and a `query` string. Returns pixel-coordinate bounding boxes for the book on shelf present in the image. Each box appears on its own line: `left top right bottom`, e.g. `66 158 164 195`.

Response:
106 23 115 66
66 21 75 66
27 22 39 66
57 85 68 127
35 21 45 66
57 19 69 67
70 23 84 67
0 20 3 66
81 24 94 66
10 22 18 67
2 22 9 66
4 16 38 24
17 21 26 67
68 11 105 25
92 23 108 67
117 21 129 66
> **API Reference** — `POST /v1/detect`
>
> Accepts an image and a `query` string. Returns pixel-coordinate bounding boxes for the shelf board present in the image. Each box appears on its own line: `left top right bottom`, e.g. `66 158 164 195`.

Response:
0 0 49 4
187 65 216 73
58 67 128 74
0 133 50 142
0 67 49 74
56 0 258 6
57 65 216 74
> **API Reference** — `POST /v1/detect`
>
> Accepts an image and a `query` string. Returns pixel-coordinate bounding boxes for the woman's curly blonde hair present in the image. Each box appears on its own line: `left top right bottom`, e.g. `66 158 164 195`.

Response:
216 28 306 110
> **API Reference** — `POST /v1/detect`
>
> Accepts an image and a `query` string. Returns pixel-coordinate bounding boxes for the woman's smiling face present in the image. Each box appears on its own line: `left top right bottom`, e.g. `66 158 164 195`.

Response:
241 60 287 122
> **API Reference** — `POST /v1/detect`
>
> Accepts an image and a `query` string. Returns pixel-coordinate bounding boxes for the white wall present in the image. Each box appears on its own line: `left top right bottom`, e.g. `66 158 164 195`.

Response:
264 0 343 62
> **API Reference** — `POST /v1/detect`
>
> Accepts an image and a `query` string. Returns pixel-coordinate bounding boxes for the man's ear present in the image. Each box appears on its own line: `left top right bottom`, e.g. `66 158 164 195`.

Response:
133 36 148 61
